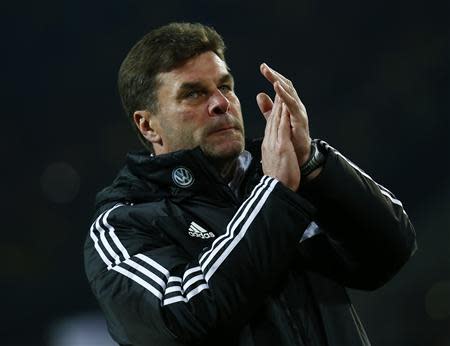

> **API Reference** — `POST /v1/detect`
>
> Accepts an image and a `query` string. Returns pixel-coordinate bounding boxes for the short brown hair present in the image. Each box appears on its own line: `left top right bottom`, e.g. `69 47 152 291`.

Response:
118 22 226 151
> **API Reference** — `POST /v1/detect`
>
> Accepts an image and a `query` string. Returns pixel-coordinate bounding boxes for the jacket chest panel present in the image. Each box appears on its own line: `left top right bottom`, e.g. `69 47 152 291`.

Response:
161 200 238 258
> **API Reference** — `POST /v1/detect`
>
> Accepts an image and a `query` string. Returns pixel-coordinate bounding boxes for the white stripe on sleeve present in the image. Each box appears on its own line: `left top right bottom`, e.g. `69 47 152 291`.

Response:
91 176 282 307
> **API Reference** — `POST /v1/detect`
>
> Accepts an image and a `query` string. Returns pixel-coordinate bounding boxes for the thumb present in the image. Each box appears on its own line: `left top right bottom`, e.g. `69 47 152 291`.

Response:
256 92 273 120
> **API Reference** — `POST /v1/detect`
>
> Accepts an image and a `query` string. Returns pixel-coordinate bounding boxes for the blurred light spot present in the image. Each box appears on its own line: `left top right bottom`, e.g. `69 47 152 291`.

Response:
41 162 80 203
425 281 450 320
48 312 115 346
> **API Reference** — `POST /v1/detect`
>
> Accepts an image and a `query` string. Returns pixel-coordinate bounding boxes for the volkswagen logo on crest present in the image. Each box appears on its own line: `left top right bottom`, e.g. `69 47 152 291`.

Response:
172 167 194 188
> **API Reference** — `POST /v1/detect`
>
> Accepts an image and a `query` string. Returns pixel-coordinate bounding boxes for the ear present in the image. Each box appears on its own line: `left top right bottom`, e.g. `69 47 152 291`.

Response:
133 110 163 146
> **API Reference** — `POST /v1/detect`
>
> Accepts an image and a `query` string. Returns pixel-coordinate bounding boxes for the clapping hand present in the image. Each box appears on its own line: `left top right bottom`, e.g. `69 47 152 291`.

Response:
257 63 312 167
260 94 300 192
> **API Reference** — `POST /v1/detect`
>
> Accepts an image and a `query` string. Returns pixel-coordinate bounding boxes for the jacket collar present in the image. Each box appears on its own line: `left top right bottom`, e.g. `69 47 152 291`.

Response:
95 139 264 209
127 146 228 192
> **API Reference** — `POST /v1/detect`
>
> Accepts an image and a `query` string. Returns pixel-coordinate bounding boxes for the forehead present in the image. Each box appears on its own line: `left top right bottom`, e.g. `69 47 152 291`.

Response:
157 51 229 91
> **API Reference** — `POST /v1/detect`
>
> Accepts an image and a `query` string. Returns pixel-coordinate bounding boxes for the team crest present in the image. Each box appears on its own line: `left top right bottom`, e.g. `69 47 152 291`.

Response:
172 167 194 188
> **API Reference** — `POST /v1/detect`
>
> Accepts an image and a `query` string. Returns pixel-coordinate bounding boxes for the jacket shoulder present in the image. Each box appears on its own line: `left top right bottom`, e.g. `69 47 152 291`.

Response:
84 200 176 284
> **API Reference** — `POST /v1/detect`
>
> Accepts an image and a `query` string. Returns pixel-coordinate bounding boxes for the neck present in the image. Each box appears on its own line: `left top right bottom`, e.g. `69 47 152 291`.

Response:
208 156 238 183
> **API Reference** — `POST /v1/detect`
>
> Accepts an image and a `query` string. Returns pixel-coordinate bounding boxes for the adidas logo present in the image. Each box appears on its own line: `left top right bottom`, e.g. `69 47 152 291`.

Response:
188 222 215 239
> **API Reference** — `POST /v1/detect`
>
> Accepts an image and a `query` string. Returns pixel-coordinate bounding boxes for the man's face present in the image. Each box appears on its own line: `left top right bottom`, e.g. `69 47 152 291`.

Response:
152 51 245 161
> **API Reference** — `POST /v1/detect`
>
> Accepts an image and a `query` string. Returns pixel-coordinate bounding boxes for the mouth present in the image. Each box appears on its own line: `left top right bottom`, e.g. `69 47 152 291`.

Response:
216 126 235 132
210 126 237 134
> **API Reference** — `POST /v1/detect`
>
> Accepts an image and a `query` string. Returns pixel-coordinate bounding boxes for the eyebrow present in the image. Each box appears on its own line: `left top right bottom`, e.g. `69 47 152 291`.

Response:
176 73 235 98
218 73 234 86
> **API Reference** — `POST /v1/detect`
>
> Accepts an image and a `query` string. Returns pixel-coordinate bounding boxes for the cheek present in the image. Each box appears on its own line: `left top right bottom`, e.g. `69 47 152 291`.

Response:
178 112 205 141
230 96 242 113
177 108 206 124
164 109 197 131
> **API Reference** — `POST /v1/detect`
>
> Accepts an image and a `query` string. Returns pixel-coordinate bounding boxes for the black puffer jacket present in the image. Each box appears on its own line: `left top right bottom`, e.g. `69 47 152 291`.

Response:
84 139 416 346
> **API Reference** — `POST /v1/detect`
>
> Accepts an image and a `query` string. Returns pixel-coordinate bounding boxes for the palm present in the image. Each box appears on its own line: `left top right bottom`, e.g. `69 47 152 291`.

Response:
257 89 311 166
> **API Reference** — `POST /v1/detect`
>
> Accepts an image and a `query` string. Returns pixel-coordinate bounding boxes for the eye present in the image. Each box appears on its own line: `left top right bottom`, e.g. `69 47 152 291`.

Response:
185 90 202 99
219 84 232 93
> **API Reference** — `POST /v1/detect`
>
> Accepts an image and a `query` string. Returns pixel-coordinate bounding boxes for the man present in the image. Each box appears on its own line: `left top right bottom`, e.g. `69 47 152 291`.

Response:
84 22 416 346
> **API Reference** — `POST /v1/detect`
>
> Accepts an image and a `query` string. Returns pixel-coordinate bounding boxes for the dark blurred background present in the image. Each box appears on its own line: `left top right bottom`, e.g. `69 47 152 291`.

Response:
3 0 449 345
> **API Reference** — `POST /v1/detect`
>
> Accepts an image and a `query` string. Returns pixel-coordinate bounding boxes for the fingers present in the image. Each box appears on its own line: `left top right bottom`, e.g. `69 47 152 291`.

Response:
274 81 299 113
260 63 304 114
270 95 282 142
268 96 290 146
261 97 300 191
260 63 297 99
264 95 280 141
259 62 310 183
256 92 273 120
260 63 291 86
278 103 291 141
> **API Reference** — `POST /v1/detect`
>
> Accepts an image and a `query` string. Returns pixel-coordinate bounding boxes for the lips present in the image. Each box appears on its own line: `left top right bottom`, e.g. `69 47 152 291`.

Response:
214 126 235 133
209 125 237 135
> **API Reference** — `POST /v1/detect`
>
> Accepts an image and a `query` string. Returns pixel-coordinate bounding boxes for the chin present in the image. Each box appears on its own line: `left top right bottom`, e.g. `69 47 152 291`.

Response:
202 139 244 161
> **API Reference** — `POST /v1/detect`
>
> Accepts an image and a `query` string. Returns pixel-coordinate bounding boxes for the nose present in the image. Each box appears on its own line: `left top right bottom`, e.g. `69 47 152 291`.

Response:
208 90 230 116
